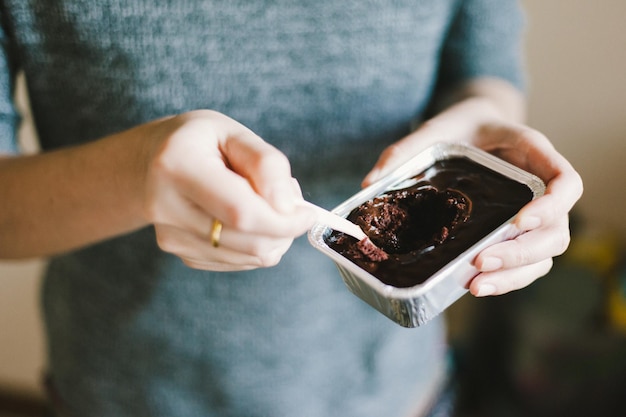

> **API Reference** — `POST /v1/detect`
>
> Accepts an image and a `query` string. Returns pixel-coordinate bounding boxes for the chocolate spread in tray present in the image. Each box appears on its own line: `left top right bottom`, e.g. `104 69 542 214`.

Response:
325 157 534 288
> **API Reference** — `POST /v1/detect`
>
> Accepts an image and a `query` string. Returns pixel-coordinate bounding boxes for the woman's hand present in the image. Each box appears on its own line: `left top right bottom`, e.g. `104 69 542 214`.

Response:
140 110 317 271
362 86 583 297
0 110 316 267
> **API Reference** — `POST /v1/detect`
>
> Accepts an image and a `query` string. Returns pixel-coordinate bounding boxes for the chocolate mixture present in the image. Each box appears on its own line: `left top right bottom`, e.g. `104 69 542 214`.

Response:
325 157 534 288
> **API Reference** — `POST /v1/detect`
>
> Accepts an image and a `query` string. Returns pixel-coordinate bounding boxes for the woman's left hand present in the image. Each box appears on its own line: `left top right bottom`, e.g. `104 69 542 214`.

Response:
362 91 583 297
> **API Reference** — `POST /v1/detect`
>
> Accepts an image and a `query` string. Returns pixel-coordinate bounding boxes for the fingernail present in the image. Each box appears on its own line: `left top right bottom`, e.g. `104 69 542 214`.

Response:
476 284 497 297
480 256 503 272
517 215 541 230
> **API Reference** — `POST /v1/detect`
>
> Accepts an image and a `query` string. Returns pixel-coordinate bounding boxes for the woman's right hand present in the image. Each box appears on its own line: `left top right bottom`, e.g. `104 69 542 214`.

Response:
0 110 314 262
138 110 317 271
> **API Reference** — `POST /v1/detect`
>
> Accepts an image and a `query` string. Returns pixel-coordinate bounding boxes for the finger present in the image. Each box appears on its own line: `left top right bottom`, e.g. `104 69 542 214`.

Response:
472 124 553 172
474 125 583 229
181 245 287 271
181 259 258 272
290 177 305 199
212 225 294 258
145 187 217 237
179 245 290 271
362 127 439 187
174 153 315 237
361 99 502 186
475 217 571 272
469 258 554 297
145 174 303 244
201 111 299 213
221 131 299 213
165 122 315 236
181 245 289 270
155 224 292 269
514 170 583 231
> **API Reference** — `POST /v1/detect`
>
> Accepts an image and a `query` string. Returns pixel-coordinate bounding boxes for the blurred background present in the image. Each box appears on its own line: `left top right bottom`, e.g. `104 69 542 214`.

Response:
1 1 625 416
448 1 626 416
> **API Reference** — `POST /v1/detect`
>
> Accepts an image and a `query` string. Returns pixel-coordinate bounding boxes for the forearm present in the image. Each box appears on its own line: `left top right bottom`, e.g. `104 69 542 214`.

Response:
0 127 151 259
433 77 527 124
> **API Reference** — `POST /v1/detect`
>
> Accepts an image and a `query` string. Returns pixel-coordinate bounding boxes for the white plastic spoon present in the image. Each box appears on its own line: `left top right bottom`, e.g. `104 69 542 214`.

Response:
299 200 367 241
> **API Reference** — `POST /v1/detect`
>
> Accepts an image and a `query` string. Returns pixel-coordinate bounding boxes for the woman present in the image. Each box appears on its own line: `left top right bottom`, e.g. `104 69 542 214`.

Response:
0 1 581 416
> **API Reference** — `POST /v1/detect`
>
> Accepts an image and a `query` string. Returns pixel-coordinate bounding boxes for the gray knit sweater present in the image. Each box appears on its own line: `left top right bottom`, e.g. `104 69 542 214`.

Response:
0 1 524 416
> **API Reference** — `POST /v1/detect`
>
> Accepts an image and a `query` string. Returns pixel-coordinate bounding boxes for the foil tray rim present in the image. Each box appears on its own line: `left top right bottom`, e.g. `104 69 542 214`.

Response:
307 142 546 326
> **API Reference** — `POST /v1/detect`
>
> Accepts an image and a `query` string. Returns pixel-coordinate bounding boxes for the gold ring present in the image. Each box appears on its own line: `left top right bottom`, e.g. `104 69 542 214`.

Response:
210 219 223 248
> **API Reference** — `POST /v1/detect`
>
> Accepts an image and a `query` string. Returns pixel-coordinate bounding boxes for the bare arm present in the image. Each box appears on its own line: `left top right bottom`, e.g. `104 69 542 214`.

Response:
0 111 316 267
364 77 583 296
0 125 149 258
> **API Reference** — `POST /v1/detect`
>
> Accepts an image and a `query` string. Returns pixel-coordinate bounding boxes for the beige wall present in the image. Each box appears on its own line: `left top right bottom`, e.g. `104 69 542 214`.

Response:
0 75 46 397
524 0 626 234
0 260 46 396
1 0 625 397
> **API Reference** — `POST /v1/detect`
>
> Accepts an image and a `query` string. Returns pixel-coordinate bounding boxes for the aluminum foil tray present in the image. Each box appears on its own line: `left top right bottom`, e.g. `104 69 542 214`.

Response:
308 143 546 328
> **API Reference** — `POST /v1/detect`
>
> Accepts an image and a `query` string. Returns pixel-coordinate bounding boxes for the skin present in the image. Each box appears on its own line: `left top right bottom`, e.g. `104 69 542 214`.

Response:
362 77 583 297
0 78 582 295
0 111 318 270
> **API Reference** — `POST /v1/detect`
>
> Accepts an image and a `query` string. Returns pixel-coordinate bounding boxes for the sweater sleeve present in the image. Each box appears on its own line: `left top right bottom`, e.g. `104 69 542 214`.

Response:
0 10 21 155
436 0 527 93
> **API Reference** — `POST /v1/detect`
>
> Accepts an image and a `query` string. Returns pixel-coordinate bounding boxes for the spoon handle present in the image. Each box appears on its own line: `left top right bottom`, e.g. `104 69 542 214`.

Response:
300 200 367 241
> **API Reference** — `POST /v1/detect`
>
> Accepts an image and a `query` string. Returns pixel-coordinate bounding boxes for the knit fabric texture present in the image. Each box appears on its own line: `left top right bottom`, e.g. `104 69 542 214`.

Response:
0 1 525 416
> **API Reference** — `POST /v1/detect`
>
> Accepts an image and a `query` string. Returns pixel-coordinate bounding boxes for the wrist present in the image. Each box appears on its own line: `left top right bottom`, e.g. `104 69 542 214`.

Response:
437 77 526 124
